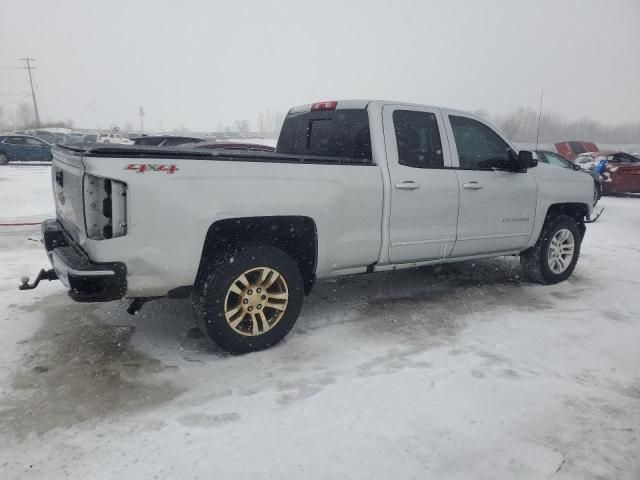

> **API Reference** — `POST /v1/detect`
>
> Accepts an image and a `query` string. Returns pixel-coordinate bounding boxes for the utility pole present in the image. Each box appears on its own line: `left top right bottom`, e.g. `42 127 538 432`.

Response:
138 106 145 134
20 57 41 127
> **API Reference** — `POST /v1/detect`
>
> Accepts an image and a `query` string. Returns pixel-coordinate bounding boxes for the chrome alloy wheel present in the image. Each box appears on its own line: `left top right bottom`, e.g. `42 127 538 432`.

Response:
547 228 575 274
224 267 289 336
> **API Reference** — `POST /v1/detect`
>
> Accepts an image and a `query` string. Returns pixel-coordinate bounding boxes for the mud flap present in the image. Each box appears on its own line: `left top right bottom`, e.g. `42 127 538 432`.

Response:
585 206 604 223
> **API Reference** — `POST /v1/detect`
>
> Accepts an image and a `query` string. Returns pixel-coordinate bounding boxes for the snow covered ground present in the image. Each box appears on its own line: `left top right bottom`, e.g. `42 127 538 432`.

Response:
0 165 639 480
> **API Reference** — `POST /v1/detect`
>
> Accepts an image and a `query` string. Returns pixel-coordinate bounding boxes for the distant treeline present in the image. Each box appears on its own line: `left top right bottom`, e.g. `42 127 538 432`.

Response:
482 107 640 144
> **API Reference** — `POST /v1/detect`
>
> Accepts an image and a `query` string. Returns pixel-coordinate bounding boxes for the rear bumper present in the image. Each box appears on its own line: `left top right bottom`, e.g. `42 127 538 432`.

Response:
42 219 127 302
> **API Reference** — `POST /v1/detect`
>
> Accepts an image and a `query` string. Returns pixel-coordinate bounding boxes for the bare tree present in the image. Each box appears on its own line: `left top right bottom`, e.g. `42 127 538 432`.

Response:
256 112 267 135
256 109 284 137
234 119 250 134
485 106 640 145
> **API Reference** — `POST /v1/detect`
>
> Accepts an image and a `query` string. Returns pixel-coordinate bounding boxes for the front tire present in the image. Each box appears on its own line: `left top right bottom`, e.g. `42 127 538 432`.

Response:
192 244 304 354
520 214 582 284
0 152 9 165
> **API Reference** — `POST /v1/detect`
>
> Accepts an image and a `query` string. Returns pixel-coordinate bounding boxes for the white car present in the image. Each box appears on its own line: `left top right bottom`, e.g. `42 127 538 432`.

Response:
573 152 606 170
96 132 129 144
24 99 594 354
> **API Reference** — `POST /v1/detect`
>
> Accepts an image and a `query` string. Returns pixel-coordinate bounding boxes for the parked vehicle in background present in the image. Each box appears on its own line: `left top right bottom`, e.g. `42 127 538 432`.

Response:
555 141 599 160
536 150 602 204
33 130 68 145
575 151 640 195
573 152 607 171
25 99 594 354
97 133 129 144
130 135 204 147
82 134 98 145
0 135 52 164
64 133 86 145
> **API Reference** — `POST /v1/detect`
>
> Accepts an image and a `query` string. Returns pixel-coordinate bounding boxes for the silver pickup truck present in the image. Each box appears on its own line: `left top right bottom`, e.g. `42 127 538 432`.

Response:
22 99 594 353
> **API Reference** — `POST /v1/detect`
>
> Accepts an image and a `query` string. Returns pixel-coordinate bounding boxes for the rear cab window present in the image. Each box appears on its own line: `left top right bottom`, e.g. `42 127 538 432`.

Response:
277 108 372 161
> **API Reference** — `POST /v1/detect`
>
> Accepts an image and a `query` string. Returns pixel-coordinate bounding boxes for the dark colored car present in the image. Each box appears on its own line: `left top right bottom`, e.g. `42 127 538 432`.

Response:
0 135 52 164
130 135 204 147
537 150 602 204
33 130 68 145
555 141 599 161
574 151 640 195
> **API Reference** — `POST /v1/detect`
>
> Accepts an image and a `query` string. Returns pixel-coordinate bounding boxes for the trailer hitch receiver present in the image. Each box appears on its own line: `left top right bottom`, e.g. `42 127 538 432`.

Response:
19 269 58 290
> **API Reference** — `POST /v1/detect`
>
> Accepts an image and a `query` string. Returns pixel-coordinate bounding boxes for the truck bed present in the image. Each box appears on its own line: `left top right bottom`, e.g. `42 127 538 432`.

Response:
55 144 372 165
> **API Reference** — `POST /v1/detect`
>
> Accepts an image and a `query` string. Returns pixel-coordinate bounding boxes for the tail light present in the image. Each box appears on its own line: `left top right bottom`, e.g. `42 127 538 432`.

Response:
84 174 128 239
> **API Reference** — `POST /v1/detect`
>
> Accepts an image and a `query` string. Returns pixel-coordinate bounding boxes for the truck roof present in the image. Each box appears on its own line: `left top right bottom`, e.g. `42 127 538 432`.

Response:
287 99 470 115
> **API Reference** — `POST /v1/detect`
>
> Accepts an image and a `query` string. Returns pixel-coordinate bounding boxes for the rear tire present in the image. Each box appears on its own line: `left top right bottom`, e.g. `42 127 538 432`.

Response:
520 214 582 284
0 152 9 165
192 244 304 354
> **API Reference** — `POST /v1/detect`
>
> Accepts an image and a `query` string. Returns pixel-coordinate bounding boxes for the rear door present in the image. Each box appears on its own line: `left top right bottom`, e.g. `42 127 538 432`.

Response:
383 105 459 263
443 111 537 257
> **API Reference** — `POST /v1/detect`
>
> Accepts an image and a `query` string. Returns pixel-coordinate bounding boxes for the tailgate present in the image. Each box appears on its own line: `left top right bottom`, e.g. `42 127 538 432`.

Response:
51 146 86 242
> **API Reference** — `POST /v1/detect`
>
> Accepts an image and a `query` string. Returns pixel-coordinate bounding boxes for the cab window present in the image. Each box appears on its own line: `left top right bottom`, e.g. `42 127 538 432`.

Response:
392 110 444 169
449 115 513 170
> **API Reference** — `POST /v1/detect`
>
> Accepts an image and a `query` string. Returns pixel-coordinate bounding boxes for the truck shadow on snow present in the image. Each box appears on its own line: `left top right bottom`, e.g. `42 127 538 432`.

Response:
102 256 561 354
1 296 182 439
2 257 583 438
298 256 565 345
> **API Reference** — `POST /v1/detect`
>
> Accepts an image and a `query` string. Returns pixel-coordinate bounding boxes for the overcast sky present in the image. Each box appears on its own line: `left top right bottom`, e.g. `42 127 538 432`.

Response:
1 0 639 132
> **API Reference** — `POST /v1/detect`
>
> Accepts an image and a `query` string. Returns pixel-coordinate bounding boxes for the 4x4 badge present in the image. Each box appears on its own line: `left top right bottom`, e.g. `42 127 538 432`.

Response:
124 163 179 174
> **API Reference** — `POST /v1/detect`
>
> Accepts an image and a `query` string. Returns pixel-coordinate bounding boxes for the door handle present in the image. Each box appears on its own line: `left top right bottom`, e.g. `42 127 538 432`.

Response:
462 181 483 190
395 181 420 190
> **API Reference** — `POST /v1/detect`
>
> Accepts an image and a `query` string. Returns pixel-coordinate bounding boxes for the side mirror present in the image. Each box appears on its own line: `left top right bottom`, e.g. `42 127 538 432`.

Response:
517 150 537 170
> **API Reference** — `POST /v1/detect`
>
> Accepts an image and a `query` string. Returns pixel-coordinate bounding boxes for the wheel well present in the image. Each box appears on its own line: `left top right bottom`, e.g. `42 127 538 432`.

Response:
545 203 588 238
197 216 318 294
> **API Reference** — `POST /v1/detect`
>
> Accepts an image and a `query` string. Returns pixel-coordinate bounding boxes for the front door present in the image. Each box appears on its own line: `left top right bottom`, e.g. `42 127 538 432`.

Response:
442 112 537 257
383 105 459 263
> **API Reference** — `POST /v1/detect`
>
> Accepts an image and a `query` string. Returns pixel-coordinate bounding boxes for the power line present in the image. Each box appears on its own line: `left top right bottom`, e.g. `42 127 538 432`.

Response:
139 106 145 133
20 57 41 127
535 88 544 149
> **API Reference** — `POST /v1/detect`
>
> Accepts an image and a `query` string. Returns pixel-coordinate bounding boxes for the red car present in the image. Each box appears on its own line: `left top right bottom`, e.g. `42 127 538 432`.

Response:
574 151 640 194
555 141 599 161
